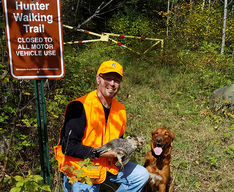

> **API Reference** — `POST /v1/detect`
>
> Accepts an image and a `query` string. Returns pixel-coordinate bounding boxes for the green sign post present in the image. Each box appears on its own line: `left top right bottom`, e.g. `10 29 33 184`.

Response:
34 80 51 186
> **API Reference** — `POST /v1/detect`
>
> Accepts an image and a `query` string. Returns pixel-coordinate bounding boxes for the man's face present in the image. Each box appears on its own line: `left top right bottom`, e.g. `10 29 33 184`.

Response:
97 72 122 99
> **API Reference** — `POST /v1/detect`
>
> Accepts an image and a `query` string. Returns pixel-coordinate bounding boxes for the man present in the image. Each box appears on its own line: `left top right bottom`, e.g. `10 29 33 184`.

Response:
54 60 149 192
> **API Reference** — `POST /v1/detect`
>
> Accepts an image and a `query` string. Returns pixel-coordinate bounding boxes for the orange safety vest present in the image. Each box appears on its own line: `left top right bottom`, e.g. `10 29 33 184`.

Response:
54 90 126 184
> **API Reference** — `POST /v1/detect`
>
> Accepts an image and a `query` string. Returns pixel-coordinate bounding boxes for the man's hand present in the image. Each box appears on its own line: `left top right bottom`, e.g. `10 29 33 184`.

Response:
125 135 142 148
99 150 123 158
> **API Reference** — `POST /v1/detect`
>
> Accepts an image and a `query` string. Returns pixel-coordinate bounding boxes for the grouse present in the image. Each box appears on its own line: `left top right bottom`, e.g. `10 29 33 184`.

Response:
96 135 146 169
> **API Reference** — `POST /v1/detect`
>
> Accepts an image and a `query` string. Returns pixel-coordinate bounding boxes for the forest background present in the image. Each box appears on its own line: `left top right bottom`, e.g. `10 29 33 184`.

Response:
1 0 234 191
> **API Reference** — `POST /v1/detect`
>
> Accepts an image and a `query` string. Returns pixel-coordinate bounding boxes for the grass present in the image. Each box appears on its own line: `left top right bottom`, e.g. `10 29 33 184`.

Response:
118 61 234 191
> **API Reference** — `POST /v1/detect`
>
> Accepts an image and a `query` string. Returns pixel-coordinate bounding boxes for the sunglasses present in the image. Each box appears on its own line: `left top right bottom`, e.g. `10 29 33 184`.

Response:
99 74 122 84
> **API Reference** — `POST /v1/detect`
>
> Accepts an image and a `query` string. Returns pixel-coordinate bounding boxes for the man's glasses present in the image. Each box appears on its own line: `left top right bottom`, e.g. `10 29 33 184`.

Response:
99 74 122 84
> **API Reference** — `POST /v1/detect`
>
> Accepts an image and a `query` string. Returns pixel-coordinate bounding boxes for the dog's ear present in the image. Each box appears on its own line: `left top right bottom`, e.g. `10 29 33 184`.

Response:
164 130 175 156
164 130 174 156
168 129 175 142
164 145 172 156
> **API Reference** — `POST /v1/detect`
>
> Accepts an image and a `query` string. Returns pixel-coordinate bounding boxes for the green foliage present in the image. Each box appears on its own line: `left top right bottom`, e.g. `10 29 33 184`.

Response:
47 94 68 119
60 50 97 98
8 173 51 192
0 111 9 122
11 132 35 151
225 145 234 157
161 1 234 53
108 10 158 53
61 158 95 186
3 102 17 114
209 156 218 167
109 11 155 37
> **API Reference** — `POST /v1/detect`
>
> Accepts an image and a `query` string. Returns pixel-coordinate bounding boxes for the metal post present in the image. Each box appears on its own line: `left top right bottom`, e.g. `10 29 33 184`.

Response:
34 80 51 189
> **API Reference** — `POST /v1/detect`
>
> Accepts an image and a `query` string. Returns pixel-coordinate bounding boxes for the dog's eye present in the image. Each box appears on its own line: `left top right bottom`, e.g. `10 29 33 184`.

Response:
165 133 168 136
153 132 158 136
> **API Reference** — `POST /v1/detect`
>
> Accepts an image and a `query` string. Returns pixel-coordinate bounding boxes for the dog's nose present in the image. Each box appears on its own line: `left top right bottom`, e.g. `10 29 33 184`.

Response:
156 138 162 144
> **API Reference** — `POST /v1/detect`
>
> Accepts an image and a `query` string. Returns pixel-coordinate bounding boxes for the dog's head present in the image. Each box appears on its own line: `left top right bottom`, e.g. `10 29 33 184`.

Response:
150 128 175 157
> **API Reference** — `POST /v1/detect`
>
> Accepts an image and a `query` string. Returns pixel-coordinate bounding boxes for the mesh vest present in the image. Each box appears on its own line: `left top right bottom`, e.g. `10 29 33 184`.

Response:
54 90 126 184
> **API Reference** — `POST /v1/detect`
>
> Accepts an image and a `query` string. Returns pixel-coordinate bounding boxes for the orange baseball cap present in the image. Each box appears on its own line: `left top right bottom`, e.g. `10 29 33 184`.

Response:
97 60 124 77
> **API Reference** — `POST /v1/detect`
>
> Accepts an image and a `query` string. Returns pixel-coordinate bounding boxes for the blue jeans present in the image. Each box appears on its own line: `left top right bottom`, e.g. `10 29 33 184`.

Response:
63 161 149 192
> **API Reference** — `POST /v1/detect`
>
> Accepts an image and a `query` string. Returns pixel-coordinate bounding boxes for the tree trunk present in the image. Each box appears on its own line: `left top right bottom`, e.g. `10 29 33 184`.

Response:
166 0 170 36
221 0 228 55
206 0 211 33
202 0 206 11
190 0 193 10
231 47 234 67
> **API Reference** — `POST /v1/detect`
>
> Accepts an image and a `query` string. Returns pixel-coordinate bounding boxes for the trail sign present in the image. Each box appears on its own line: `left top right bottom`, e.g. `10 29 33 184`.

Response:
3 0 65 79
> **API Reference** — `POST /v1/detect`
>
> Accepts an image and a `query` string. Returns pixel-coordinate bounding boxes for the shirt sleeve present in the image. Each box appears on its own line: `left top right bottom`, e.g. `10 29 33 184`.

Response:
61 101 99 159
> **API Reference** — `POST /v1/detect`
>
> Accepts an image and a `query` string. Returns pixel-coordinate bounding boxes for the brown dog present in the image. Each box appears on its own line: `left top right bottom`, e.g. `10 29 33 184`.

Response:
143 128 175 192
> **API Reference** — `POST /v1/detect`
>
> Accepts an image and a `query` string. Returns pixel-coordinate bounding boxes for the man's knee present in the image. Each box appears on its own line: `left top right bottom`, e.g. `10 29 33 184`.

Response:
141 167 150 183
133 165 149 184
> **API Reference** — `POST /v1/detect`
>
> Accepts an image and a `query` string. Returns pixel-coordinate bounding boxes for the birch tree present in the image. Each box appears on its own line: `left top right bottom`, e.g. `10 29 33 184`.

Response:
166 0 170 36
221 0 228 54
202 0 206 11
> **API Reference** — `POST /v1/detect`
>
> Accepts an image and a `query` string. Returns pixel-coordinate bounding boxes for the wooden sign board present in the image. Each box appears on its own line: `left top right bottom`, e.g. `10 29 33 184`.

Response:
3 0 65 79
